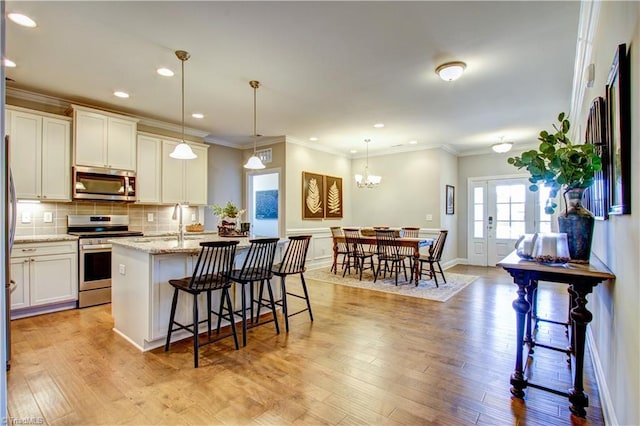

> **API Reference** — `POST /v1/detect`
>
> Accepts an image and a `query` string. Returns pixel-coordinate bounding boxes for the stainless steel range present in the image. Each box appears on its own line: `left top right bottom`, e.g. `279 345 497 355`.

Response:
67 215 143 308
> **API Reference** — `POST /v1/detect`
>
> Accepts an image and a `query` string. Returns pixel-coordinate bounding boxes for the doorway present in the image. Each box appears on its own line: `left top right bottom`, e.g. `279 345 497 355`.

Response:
247 169 281 237
467 176 554 266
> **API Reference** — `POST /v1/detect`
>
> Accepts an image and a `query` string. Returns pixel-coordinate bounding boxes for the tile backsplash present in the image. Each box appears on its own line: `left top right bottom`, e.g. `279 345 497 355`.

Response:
15 201 205 236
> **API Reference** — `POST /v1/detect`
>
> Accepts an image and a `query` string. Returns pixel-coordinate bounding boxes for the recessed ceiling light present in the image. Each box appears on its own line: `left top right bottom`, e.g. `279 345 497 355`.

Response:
157 67 174 77
350 149 358 154
113 91 130 99
309 137 318 141
373 123 385 128
8 13 37 28
409 140 418 145
191 113 204 119
3 58 16 68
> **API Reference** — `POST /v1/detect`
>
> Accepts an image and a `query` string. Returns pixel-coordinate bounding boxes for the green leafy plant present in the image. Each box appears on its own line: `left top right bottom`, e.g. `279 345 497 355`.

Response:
507 112 602 215
210 201 244 218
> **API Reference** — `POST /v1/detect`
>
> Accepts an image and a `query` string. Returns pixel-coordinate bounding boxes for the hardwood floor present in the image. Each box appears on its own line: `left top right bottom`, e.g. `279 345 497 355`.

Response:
7 265 604 425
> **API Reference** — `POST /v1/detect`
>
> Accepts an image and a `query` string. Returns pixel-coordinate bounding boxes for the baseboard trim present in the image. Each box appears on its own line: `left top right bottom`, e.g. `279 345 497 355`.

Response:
587 328 617 426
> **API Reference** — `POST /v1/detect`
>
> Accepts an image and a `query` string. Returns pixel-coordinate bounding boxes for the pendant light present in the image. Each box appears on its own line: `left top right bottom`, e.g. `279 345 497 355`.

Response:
355 139 381 188
169 50 197 160
244 80 266 169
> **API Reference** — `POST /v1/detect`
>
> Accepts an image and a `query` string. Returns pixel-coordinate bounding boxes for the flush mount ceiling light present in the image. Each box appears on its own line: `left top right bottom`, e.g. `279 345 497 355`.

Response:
169 50 197 160
244 80 266 170
355 139 382 188
3 58 16 68
492 141 513 153
8 12 37 28
435 61 467 81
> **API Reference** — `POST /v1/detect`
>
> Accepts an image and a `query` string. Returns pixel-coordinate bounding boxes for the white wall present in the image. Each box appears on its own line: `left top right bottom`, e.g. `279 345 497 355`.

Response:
204 144 243 229
574 3 640 425
439 149 458 262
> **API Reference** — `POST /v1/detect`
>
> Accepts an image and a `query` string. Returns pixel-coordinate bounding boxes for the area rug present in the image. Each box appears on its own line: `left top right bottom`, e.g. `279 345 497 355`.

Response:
305 268 478 302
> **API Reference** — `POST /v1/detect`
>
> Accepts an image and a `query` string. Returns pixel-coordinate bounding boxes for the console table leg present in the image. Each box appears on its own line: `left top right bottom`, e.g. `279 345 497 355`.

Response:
568 282 593 418
510 273 531 398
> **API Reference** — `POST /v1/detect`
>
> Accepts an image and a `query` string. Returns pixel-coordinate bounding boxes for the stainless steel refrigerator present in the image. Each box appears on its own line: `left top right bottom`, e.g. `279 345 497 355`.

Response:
3 135 15 370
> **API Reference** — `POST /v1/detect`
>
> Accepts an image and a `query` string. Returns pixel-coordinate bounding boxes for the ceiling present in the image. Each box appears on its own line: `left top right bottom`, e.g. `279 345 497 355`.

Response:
4 1 581 157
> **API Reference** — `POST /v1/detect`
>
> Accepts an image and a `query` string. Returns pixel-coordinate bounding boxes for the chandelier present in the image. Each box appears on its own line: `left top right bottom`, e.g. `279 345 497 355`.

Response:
244 80 266 169
355 139 381 188
169 50 197 160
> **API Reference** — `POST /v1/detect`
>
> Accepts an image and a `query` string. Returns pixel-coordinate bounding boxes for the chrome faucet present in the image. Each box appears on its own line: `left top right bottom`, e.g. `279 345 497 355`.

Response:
172 203 184 244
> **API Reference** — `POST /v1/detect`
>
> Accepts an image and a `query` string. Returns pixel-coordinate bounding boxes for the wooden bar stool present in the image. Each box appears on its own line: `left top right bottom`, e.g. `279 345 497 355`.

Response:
271 235 313 332
164 240 239 368
227 238 280 347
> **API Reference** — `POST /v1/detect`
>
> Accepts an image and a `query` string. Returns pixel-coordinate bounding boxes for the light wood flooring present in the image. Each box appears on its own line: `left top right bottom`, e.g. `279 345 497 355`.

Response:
7 265 603 425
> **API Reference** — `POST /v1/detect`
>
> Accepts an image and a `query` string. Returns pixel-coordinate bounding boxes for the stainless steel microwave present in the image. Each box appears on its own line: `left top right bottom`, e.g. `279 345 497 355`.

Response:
73 166 137 202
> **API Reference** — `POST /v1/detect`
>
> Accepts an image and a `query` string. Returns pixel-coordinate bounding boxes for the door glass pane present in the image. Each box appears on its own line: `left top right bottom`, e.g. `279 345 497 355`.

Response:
496 204 510 221
474 221 484 238
511 203 525 221
474 205 483 220
473 186 484 238
494 184 526 239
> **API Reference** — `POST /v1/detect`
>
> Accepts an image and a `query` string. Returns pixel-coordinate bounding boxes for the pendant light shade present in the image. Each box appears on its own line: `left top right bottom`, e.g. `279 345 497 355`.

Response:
169 50 197 160
244 80 266 170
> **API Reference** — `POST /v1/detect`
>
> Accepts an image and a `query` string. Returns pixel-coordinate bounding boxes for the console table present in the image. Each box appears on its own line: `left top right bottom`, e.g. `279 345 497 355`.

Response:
497 251 615 418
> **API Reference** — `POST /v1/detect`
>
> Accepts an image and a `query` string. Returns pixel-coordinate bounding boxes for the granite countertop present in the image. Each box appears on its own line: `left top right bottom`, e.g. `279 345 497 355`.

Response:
110 234 258 254
14 234 79 243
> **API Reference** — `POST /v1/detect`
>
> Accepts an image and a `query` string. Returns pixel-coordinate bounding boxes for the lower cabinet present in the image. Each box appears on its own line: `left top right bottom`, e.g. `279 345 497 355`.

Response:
10 241 78 318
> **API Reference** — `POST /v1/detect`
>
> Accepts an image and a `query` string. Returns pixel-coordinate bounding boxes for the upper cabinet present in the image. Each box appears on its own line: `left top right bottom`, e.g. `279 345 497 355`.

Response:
5 106 72 201
161 140 208 205
72 105 138 171
136 133 163 204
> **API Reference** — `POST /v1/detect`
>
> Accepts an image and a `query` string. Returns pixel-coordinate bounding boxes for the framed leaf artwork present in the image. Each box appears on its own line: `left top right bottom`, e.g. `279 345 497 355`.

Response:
302 171 324 219
324 175 343 219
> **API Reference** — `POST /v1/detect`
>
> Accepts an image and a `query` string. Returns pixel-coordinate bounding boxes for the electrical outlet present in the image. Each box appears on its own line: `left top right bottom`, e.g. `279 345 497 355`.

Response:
147 213 154 222
191 213 196 221
43 212 53 223
426 214 433 221
119 264 126 275
21 212 31 223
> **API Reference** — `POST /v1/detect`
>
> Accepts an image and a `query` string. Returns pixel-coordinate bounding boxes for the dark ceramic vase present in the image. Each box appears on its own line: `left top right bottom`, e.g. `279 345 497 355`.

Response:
557 187 594 264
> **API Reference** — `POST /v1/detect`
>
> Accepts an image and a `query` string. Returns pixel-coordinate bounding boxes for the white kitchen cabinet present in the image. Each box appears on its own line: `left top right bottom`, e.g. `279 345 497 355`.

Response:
136 133 162 204
161 140 208 205
6 106 71 201
72 105 138 171
10 241 78 318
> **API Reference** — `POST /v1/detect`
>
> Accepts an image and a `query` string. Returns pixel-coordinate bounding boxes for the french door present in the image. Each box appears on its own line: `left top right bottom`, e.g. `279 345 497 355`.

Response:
467 177 554 266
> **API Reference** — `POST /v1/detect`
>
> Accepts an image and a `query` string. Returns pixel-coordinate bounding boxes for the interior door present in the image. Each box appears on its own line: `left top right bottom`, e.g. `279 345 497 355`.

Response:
468 177 552 266
247 169 281 238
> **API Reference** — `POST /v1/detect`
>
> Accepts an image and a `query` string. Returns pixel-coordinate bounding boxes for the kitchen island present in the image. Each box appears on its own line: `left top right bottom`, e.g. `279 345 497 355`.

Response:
110 234 284 351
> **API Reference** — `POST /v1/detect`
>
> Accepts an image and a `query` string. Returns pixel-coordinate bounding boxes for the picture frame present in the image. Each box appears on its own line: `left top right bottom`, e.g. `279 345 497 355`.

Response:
606 43 631 215
446 185 455 215
302 171 324 219
255 189 278 219
324 175 343 219
583 96 609 220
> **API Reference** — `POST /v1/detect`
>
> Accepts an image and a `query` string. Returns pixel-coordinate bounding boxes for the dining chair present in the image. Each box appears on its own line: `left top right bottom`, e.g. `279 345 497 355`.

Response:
329 226 348 274
342 228 376 280
227 238 280 347
164 240 239 368
270 235 313 332
374 229 409 285
401 227 421 282
417 230 448 287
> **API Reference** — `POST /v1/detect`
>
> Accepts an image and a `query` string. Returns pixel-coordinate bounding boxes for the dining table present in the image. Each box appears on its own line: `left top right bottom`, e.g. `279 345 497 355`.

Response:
332 234 434 283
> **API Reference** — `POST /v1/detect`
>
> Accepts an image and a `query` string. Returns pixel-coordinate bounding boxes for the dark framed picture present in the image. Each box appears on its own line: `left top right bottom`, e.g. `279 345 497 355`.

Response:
302 171 324 219
446 185 455 215
255 190 278 219
583 96 609 220
606 43 631 215
324 175 343 219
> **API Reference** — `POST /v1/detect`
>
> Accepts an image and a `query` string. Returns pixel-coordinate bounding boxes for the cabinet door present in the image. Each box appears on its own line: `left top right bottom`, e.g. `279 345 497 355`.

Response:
30 253 77 306
184 144 208 205
9 110 42 199
136 134 162 203
150 254 193 341
161 140 186 204
9 257 30 310
107 117 137 170
75 110 108 168
41 117 71 201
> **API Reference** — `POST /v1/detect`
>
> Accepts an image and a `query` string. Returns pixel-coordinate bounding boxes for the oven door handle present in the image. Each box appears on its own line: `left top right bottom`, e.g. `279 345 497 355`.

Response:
81 243 112 251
